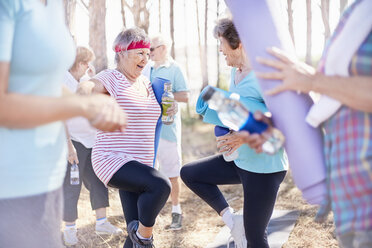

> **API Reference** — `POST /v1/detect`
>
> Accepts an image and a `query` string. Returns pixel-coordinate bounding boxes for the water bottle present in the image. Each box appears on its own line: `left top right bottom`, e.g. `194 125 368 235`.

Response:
214 126 239 161
202 87 285 155
70 163 80 185
161 82 175 125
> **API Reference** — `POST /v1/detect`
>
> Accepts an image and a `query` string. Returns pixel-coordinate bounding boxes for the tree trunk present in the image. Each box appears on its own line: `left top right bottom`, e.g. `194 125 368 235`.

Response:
195 0 205 92
201 0 209 89
120 0 126 28
321 0 330 47
183 0 191 118
170 0 175 58
306 0 312 65
125 0 150 33
340 0 348 15
287 0 295 47
216 0 221 88
159 0 162 32
63 0 76 40
89 0 108 73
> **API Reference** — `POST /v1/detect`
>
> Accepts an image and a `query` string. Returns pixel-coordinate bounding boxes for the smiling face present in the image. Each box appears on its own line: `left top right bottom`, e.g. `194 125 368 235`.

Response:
218 36 242 68
119 48 150 80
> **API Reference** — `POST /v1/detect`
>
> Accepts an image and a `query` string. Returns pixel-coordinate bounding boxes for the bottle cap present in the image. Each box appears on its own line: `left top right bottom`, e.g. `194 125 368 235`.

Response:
202 87 216 101
214 125 230 137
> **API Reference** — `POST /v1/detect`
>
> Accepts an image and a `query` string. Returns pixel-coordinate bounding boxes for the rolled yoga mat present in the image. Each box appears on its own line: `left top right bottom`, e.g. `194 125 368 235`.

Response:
151 77 168 166
224 0 326 204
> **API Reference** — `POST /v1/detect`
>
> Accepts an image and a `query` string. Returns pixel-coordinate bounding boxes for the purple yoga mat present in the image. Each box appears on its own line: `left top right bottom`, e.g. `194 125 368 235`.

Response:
225 0 326 204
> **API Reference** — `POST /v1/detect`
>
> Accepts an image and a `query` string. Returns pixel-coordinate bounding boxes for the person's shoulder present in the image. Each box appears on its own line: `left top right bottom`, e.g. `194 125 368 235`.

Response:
169 60 182 69
95 69 116 77
139 74 151 86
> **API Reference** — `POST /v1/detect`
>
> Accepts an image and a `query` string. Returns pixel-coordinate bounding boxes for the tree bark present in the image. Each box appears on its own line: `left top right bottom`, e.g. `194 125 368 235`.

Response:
195 0 205 92
89 0 108 73
63 0 77 40
183 0 191 118
287 0 295 47
340 0 348 15
321 0 330 47
306 0 312 65
201 0 209 89
170 0 175 58
120 0 126 28
159 0 162 32
125 0 150 33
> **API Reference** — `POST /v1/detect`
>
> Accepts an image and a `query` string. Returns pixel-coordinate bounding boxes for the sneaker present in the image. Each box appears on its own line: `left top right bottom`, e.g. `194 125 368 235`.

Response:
169 213 182 230
227 214 247 248
127 220 155 248
95 221 123 235
63 227 78 246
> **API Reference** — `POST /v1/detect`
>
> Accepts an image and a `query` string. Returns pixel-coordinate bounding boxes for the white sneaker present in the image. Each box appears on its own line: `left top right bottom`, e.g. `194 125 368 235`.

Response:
95 221 123 235
63 227 78 246
227 214 247 248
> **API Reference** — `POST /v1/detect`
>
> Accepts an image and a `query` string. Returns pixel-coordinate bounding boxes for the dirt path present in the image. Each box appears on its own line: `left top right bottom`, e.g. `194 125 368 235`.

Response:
73 120 338 248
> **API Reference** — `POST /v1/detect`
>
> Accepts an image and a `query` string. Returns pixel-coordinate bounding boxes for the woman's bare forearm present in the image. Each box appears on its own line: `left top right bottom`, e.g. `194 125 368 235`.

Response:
0 93 87 128
313 73 372 112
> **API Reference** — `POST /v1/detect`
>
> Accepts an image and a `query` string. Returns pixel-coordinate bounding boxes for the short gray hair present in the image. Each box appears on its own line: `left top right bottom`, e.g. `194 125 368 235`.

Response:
151 34 172 49
213 18 241 50
113 27 150 63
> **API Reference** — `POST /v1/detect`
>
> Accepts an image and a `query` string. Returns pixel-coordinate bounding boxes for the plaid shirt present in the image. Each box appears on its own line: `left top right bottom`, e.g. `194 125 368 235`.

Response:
319 0 372 235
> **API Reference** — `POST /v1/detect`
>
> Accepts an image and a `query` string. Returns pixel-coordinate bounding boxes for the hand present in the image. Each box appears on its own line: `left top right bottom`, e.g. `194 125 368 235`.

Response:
236 111 273 153
67 142 79 164
216 131 245 156
76 81 95 95
256 47 317 95
166 101 178 116
84 94 127 132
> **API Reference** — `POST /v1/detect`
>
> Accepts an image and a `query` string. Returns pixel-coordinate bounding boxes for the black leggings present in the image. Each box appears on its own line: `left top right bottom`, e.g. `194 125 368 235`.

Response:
181 155 286 248
108 160 171 248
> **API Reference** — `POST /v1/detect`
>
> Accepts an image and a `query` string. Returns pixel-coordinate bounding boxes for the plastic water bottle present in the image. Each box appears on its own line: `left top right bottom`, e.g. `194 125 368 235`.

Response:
214 126 239 161
202 87 285 155
70 163 80 185
161 82 175 125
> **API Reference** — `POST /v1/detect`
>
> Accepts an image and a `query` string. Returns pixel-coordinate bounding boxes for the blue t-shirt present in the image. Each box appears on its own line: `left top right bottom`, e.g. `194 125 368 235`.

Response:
0 0 75 198
150 59 189 144
229 68 288 173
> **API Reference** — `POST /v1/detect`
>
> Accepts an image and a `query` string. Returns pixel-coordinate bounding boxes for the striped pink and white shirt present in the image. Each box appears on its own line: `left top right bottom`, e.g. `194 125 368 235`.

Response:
92 69 161 186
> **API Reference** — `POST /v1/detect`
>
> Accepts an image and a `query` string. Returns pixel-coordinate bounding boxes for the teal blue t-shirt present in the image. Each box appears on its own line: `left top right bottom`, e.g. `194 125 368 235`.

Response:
229 68 288 173
0 0 75 198
150 59 189 144
200 68 288 173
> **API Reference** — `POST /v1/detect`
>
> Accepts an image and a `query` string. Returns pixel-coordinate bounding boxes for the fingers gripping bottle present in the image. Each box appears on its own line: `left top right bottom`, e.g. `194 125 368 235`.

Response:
161 82 175 125
70 163 80 185
202 87 284 155
214 126 239 161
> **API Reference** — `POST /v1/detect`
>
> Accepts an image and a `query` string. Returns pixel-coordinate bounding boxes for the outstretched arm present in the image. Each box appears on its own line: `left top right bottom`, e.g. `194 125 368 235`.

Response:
0 62 126 131
257 47 372 113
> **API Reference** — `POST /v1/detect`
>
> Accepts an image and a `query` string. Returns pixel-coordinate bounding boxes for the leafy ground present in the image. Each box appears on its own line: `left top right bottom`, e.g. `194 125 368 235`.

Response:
67 119 338 248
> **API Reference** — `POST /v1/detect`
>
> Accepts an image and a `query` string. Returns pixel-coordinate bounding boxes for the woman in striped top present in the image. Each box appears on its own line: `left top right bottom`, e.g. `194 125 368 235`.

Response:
79 28 176 248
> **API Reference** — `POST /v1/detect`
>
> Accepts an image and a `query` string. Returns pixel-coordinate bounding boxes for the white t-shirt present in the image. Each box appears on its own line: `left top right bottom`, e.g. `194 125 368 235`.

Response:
64 72 97 148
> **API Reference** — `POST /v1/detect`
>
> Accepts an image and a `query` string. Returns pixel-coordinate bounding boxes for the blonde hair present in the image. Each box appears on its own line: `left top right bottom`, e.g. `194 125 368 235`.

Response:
70 46 95 70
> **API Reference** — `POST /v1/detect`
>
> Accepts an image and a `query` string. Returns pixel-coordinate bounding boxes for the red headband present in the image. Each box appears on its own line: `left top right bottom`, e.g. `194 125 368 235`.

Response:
115 40 151 53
